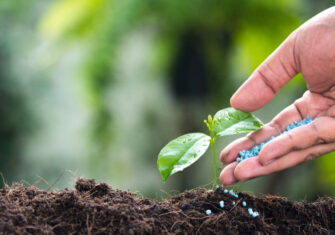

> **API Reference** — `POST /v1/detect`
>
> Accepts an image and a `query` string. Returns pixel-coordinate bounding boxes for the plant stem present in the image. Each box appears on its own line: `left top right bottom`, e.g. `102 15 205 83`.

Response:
204 115 218 186
210 138 217 185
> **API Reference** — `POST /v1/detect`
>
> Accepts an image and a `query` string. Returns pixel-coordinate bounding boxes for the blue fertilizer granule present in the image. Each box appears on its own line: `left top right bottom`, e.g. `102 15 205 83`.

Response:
228 189 239 198
252 212 259 217
237 116 316 163
248 208 253 214
206 209 212 215
247 208 259 217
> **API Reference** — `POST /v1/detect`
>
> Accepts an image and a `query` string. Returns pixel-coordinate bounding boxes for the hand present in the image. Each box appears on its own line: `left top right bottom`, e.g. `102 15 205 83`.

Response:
219 7 335 186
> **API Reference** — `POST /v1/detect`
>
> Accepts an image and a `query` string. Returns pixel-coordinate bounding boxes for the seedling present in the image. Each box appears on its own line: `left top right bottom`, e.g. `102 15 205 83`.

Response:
157 107 263 184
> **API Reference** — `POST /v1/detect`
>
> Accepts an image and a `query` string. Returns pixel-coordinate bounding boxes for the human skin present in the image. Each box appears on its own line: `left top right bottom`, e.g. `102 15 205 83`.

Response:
219 7 335 186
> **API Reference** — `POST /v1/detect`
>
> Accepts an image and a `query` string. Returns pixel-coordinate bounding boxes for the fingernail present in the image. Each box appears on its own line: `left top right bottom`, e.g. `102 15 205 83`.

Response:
222 179 237 187
220 149 230 163
221 180 231 187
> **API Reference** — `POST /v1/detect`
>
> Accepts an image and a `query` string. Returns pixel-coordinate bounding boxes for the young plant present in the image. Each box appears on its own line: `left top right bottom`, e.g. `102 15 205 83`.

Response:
157 107 263 184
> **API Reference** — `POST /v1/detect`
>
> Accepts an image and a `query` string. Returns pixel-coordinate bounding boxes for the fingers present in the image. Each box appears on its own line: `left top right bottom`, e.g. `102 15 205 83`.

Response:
230 33 298 112
258 117 335 165
220 157 260 186
219 162 238 186
220 142 335 185
220 103 303 164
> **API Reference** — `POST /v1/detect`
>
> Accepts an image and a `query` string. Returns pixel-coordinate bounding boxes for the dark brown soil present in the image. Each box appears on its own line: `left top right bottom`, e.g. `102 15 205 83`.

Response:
0 178 334 234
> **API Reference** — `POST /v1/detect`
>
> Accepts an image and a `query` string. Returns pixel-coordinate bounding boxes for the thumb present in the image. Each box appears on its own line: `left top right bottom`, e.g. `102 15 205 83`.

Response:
231 33 299 112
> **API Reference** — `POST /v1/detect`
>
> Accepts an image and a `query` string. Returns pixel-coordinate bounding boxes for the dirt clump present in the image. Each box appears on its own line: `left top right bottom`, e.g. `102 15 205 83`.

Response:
0 178 334 234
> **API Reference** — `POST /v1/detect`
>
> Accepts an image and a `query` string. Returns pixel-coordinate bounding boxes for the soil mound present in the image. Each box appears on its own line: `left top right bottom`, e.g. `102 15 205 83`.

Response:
0 178 334 234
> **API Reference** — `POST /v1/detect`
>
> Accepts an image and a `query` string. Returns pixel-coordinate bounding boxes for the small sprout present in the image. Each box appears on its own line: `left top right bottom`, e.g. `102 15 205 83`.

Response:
206 209 212 215
242 201 247 207
204 120 210 129
208 115 213 123
219 200 224 208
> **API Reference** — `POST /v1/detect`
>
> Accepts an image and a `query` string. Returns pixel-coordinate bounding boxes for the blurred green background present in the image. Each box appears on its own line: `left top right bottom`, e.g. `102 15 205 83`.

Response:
1 0 335 201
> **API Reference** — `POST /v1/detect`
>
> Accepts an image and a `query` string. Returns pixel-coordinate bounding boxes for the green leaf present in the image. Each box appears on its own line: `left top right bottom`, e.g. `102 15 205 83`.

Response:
157 133 210 182
213 107 263 137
